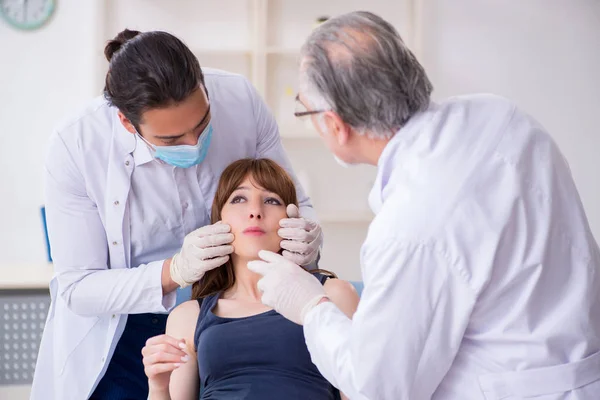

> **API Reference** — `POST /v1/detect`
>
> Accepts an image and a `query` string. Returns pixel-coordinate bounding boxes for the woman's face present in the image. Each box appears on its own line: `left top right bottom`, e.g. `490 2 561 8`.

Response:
220 175 288 260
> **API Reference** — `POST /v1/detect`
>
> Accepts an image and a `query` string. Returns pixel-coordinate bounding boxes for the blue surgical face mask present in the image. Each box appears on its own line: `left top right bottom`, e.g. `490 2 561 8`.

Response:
139 123 213 168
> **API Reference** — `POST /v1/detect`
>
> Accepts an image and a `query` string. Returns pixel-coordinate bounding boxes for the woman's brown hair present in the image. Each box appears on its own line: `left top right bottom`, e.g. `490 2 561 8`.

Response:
191 158 335 299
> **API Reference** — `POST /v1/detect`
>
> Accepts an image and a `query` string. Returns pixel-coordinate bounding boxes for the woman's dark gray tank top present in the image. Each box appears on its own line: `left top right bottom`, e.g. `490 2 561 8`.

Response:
194 273 340 400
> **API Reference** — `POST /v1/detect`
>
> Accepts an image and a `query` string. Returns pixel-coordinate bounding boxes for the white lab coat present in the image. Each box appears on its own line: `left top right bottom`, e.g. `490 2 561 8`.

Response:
304 94 600 399
31 69 316 400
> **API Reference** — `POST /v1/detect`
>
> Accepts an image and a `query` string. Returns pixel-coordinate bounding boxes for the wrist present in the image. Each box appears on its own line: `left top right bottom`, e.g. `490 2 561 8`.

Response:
300 295 330 325
148 382 171 400
162 258 180 294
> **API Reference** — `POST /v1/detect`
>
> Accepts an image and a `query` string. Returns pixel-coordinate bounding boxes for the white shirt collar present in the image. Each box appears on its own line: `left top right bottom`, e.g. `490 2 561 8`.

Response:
132 134 155 167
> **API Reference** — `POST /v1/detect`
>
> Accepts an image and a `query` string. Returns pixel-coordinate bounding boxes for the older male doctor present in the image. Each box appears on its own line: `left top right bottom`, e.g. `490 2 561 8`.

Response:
32 29 322 399
249 11 600 400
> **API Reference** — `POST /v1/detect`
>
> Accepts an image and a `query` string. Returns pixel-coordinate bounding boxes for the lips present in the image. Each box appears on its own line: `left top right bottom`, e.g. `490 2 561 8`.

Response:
243 226 266 236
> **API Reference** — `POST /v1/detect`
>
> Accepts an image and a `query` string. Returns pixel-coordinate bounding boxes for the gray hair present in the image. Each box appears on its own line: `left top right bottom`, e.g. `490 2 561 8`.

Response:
299 11 433 139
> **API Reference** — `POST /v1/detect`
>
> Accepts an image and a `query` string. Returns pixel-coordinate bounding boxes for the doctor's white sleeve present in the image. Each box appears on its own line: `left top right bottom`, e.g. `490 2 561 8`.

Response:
44 131 176 317
304 239 477 399
244 79 317 223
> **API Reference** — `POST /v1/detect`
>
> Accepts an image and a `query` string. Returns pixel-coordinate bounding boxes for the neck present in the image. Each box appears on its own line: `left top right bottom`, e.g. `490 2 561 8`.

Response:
355 134 391 166
225 254 263 302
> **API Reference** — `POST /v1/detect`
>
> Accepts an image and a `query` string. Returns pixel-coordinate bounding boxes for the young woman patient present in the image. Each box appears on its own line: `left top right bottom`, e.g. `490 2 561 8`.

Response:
142 158 359 400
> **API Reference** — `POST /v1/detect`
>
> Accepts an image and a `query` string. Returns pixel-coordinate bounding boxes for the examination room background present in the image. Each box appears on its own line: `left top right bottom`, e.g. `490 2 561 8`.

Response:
0 0 599 397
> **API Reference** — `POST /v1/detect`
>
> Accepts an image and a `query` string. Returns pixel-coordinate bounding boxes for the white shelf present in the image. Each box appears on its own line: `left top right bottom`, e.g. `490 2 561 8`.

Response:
0 263 54 290
318 211 374 223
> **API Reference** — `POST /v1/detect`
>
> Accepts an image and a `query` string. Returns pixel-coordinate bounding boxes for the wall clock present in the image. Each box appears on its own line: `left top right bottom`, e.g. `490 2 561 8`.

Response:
0 0 55 31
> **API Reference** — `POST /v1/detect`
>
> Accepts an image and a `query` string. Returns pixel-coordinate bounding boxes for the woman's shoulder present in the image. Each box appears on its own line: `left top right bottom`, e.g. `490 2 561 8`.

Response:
170 299 202 316
323 279 360 319
323 278 359 298
166 300 202 344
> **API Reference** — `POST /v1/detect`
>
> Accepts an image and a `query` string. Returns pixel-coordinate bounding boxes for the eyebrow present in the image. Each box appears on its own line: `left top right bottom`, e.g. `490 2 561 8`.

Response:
233 186 278 195
153 104 211 140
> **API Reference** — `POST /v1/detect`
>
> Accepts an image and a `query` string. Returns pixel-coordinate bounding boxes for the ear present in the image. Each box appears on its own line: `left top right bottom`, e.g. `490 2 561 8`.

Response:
322 111 350 146
117 111 137 135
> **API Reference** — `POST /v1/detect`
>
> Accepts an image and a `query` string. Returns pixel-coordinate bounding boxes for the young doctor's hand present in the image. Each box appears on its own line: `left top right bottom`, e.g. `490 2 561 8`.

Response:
170 222 234 288
248 250 328 325
279 204 323 266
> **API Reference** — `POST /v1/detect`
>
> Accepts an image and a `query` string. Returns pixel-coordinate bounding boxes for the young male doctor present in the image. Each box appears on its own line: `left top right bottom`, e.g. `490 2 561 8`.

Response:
31 29 323 399
249 11 600 400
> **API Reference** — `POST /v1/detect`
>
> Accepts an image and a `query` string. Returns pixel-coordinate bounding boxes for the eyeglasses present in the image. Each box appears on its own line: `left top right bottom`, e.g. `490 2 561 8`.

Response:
293 96 328 118
294 109 327 118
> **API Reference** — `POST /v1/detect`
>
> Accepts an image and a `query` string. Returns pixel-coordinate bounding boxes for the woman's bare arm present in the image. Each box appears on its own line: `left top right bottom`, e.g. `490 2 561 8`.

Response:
145 300 201 400
165 300 201 400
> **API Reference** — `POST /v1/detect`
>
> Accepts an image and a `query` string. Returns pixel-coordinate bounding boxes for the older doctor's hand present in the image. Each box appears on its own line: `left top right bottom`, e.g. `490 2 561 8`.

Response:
248 250 328 325
170 222 234 288
279 204 323 266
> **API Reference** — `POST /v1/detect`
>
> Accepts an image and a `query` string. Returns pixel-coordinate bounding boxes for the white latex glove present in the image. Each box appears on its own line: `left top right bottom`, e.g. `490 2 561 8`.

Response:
278 204 323 266
247 250 327 325
170 222 234 288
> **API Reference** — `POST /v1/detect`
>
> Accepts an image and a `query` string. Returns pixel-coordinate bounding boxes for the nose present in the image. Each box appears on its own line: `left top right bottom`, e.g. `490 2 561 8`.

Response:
249 211 262 220
249 203 263 220
181 133 200 146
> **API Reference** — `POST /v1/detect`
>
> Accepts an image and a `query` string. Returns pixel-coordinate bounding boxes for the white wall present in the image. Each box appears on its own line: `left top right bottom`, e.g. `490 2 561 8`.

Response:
420 0 600 241
0 0 105 266
0 0 599 273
